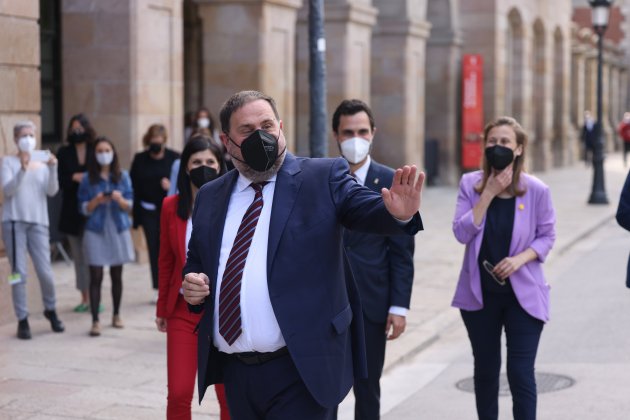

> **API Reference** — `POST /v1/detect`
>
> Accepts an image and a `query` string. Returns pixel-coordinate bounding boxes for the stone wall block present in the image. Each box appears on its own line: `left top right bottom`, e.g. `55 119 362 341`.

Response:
0 15 39 66
0 0 38 19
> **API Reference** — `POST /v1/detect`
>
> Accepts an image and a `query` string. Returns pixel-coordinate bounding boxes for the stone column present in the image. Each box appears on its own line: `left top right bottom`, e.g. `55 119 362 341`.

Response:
195 0 301 150
0 0 41 326
601 48 613 152
425 0 461 185
570 31 587 162
62 0 184 168
584 50 597 123
620 69 629 117
183 1 204 113
371 0 429 171
295 0 377 156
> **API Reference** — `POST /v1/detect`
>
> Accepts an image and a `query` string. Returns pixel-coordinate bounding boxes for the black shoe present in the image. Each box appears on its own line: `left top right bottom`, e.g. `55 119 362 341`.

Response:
17 318 31 339
43 310 65 333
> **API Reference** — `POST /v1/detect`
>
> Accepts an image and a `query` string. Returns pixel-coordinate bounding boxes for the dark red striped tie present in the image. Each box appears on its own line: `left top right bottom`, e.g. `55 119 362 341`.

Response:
219 182 267 345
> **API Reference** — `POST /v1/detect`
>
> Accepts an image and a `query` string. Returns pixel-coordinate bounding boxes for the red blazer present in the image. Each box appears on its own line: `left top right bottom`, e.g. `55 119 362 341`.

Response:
156 194 188 319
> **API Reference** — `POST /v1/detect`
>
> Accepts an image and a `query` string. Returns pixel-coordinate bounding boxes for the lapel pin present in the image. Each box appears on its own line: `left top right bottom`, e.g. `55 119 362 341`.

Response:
374 178 379 185
518 203 525 211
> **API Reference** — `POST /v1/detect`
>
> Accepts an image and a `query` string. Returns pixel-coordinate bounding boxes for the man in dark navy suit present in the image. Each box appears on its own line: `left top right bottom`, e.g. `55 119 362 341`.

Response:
182 91 424 420
333 99 415 419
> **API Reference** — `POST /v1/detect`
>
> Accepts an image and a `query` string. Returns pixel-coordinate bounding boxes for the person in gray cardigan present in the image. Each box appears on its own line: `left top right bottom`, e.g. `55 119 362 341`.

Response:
1 120 64 339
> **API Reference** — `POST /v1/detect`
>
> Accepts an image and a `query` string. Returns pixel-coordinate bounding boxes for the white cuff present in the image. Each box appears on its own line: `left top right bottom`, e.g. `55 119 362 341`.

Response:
388 306 408 317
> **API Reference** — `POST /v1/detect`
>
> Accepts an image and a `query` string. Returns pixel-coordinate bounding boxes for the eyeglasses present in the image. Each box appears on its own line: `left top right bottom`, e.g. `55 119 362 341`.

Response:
482 260 506 286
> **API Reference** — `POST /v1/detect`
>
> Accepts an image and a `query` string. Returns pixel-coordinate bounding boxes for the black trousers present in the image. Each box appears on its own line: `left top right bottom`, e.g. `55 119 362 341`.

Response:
140 208 160 290
461 290 544 420
223 353 335 420
353 317 387 420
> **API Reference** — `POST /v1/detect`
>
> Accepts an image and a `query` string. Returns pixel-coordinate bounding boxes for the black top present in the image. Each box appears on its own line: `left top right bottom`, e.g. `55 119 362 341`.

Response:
57 144 91 235
129 148 179 228
478 196 515 293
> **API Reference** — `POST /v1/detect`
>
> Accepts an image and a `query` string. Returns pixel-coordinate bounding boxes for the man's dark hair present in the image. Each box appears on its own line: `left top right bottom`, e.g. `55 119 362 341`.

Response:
332 99 376 133
219 91 280 134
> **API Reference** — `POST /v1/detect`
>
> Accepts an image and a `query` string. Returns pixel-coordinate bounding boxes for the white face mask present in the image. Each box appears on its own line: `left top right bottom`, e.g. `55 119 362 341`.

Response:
198 117 210 129
340 137 371 164
96 151 114 166
18 135 36 153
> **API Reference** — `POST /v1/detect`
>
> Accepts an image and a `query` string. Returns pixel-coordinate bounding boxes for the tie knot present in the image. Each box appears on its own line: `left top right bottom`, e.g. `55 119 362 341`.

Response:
251 182 267 193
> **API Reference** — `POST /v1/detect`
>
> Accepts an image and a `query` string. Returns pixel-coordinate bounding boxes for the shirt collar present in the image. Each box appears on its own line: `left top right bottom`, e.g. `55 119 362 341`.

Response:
352 155 371 186
236 172 277 192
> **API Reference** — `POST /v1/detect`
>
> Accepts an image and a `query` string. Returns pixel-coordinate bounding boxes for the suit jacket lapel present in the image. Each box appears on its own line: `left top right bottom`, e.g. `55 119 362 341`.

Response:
208 171 238 292
268 154 302 275
364 160 381 193
175 208 187 266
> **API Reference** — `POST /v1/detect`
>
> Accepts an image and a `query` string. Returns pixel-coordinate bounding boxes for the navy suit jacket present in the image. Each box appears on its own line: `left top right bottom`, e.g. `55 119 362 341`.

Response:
184 153 423 408
344 160 415 323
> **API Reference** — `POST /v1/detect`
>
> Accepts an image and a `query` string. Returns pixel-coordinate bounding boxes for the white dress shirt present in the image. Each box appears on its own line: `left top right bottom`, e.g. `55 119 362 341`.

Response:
351 156 408 318
213 173 285 353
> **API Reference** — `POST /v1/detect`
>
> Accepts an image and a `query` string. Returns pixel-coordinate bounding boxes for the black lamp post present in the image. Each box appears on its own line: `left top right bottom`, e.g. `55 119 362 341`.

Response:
588 0 612 204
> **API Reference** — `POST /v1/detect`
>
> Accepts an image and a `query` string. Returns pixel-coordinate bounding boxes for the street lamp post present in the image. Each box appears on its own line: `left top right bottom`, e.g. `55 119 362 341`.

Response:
588 0 612 204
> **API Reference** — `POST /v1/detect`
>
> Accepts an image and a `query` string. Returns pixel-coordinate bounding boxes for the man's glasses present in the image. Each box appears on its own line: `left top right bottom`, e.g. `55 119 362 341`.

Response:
482 260 506 286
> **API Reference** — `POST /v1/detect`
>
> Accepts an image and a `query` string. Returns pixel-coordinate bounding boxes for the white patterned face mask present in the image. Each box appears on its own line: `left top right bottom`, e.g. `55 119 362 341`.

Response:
339 137 371 164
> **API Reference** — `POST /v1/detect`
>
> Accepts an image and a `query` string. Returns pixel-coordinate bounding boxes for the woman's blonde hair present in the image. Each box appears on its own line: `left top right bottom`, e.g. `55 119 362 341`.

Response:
474 116 527 197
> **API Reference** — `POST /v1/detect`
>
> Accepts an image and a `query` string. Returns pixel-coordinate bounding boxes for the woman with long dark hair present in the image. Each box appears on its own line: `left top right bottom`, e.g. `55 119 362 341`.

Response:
78 137 135 337
57 113 96 312
452 116 556 419
155 135 230 420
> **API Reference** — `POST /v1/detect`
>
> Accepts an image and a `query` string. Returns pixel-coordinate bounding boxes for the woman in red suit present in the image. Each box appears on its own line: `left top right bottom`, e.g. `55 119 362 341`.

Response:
155 135 230 420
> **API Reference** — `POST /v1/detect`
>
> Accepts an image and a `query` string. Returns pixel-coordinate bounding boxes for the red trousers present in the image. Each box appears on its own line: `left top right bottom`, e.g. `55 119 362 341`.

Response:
167 295 230 420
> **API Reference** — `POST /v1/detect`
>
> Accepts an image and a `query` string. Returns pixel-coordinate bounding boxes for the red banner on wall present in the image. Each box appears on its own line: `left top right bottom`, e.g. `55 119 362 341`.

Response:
461 54 484 170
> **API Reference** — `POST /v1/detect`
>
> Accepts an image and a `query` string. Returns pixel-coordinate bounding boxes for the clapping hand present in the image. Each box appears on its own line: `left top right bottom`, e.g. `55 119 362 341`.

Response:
382 165 425 221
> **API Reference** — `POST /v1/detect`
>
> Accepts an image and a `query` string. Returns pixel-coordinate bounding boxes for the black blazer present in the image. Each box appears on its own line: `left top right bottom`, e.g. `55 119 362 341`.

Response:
343 160 415 323
615 169 630 288
57 143 89 235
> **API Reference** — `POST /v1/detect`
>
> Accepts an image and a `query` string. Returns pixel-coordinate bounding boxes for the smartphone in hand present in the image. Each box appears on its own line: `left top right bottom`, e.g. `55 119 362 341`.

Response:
30 150 51 162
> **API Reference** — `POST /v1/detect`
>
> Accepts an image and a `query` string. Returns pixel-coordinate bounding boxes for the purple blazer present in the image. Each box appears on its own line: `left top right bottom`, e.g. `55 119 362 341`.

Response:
451 171 556 322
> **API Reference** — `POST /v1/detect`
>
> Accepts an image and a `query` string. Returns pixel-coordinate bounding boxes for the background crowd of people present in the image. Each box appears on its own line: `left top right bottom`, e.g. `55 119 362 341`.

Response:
4 94 630 420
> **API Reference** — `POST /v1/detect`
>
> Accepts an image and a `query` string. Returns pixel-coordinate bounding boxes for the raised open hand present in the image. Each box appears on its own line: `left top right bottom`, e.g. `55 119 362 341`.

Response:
381 165 425 221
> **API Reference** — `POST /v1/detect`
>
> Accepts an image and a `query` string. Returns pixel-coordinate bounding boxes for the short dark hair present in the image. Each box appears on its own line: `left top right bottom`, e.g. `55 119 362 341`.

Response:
176 135 227 220
219 91 280 134
332 99 376 133
87 136 121 185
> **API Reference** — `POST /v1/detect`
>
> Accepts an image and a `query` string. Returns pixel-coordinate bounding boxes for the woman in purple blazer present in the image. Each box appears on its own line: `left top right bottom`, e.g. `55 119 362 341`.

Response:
452 117 556 420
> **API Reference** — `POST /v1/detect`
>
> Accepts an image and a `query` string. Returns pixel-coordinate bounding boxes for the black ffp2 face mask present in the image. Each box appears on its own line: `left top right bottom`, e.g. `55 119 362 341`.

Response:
189 165 218 189
228 129 284 172
149 143 163 155
485 145 514 171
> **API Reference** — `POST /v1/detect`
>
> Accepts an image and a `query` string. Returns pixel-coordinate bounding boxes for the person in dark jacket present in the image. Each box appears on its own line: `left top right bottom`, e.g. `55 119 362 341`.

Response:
332 99 415 420
615 168 630 288
130 124 179 302
57 113 95 312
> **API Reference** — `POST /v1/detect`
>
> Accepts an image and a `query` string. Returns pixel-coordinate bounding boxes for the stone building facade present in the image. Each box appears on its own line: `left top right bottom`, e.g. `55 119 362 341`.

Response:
0 0 628 324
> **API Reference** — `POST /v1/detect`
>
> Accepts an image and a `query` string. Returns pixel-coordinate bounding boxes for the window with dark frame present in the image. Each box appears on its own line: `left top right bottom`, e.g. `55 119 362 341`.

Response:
40 0 62 149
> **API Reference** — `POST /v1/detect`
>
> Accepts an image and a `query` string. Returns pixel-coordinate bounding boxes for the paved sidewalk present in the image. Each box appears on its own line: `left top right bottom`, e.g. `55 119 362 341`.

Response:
0 153 628 419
